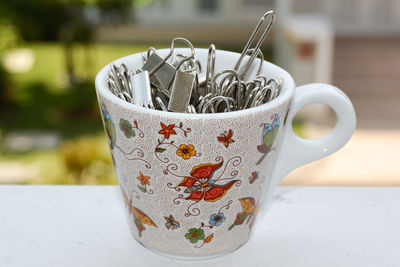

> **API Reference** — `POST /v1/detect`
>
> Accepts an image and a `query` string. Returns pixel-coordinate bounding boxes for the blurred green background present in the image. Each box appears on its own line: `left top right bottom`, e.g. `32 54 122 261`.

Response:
0 0 151 184
0 0 281 185
1 0 399 186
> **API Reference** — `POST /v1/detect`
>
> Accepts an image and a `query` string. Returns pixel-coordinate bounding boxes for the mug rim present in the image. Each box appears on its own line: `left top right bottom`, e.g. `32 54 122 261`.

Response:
95 48 295 120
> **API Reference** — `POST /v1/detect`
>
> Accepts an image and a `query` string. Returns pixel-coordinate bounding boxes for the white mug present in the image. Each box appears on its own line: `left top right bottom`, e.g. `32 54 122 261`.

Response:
95 48 356 259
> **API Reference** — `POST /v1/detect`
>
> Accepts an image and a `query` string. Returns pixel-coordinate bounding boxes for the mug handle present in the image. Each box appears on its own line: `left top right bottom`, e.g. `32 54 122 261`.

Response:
269 83 356 189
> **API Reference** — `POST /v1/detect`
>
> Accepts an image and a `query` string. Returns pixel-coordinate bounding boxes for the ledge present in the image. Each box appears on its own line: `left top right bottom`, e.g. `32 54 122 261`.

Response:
0 185 398 266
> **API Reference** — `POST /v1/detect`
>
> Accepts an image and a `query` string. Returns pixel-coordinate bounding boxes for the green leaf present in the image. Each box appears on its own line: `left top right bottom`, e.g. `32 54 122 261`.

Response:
256 153 267 166
128 128 135 138
185 233 192 240
155 147 166 153
233 212 250 226
119 118 135 138
137 185 146 193
197 229 205 240
119 118 131 130
190 237 198 244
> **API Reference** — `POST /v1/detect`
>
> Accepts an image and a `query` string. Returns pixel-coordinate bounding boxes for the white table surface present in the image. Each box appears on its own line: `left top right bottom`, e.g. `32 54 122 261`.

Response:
0 186 399 267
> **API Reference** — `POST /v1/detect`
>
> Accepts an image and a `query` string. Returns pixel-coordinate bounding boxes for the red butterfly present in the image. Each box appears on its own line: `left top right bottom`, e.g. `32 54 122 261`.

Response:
178 161 239 202
217 129 235 148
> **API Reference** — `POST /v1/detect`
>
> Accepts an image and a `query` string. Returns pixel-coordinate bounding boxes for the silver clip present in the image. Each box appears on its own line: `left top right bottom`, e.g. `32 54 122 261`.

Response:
251 85 272 107
129 70 154 108
168 59 196 113
213 70 241 96
205 44 216 95
201 96 236 113
142 51 175 93
142 38 195 94
155 96 167 111
187 104 197 114
233 10 274 80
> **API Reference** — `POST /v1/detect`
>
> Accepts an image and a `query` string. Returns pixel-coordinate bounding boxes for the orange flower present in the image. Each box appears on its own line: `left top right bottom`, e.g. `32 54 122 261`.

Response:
176 144 196 160
137 171 150 186
158 123 177 139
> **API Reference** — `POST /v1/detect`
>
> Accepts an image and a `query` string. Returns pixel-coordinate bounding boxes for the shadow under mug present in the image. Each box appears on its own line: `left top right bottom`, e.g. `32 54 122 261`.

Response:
95 48 356 259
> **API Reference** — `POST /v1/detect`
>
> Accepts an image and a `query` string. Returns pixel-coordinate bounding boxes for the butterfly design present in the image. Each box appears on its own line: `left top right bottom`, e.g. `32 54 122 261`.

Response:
100 103 116 149
178 161 239 202
248 171 259 184
228 197 260 232
256 114 280 165
164 215 180 230
120 185 157 237
217 129 235 148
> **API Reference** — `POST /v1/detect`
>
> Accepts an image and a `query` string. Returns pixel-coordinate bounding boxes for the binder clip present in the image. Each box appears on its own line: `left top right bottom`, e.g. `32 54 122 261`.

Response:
168 58 197 113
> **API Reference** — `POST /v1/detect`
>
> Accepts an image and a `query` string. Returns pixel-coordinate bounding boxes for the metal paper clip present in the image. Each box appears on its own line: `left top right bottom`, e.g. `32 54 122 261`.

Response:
243 85 259 109
202 44 216 95
225 80 247 109
195 93 213 113
233 10 275 80
213 70 241 97
109 64 124 94
267 78 283 100
251 85 272 107
187 104 197 114
242 49 264 79
155 96 167 111
105 15 284 114
201 96 236 113
119 63 133 97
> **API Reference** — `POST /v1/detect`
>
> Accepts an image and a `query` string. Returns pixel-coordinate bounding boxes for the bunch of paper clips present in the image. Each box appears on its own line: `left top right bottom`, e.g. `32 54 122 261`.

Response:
107 10 282 113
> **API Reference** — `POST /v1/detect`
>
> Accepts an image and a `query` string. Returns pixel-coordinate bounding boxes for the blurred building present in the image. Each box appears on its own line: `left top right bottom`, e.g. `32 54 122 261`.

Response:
135 0 275 27
97 0 400 43
292 0 400 36
96 0 400 128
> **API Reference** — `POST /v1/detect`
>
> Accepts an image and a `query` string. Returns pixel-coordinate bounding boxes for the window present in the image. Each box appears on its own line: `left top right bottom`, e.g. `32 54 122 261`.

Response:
242 0 274 9
198 0 219 13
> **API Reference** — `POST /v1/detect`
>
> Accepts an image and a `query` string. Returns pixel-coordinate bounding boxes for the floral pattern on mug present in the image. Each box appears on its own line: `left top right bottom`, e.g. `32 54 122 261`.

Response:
119 118 143 139
100 103 150 168
248 171 259 184
136 171 154 194
158 123 177 139
228 197 260 233
176 144 197 160
184 200 232 248
164 215 180 230
100 103 116 150
209 212 226 226
119 179 157 237
165 157 242 217
256 114 280 165
155 122 200 163
217 129 235 148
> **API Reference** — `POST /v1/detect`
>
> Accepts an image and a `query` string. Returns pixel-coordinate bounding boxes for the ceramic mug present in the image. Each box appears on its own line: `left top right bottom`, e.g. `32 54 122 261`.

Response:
95 48 356 259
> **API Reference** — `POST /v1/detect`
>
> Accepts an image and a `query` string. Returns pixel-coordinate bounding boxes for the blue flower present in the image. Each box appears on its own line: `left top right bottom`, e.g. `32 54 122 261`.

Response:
209 212 225 226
